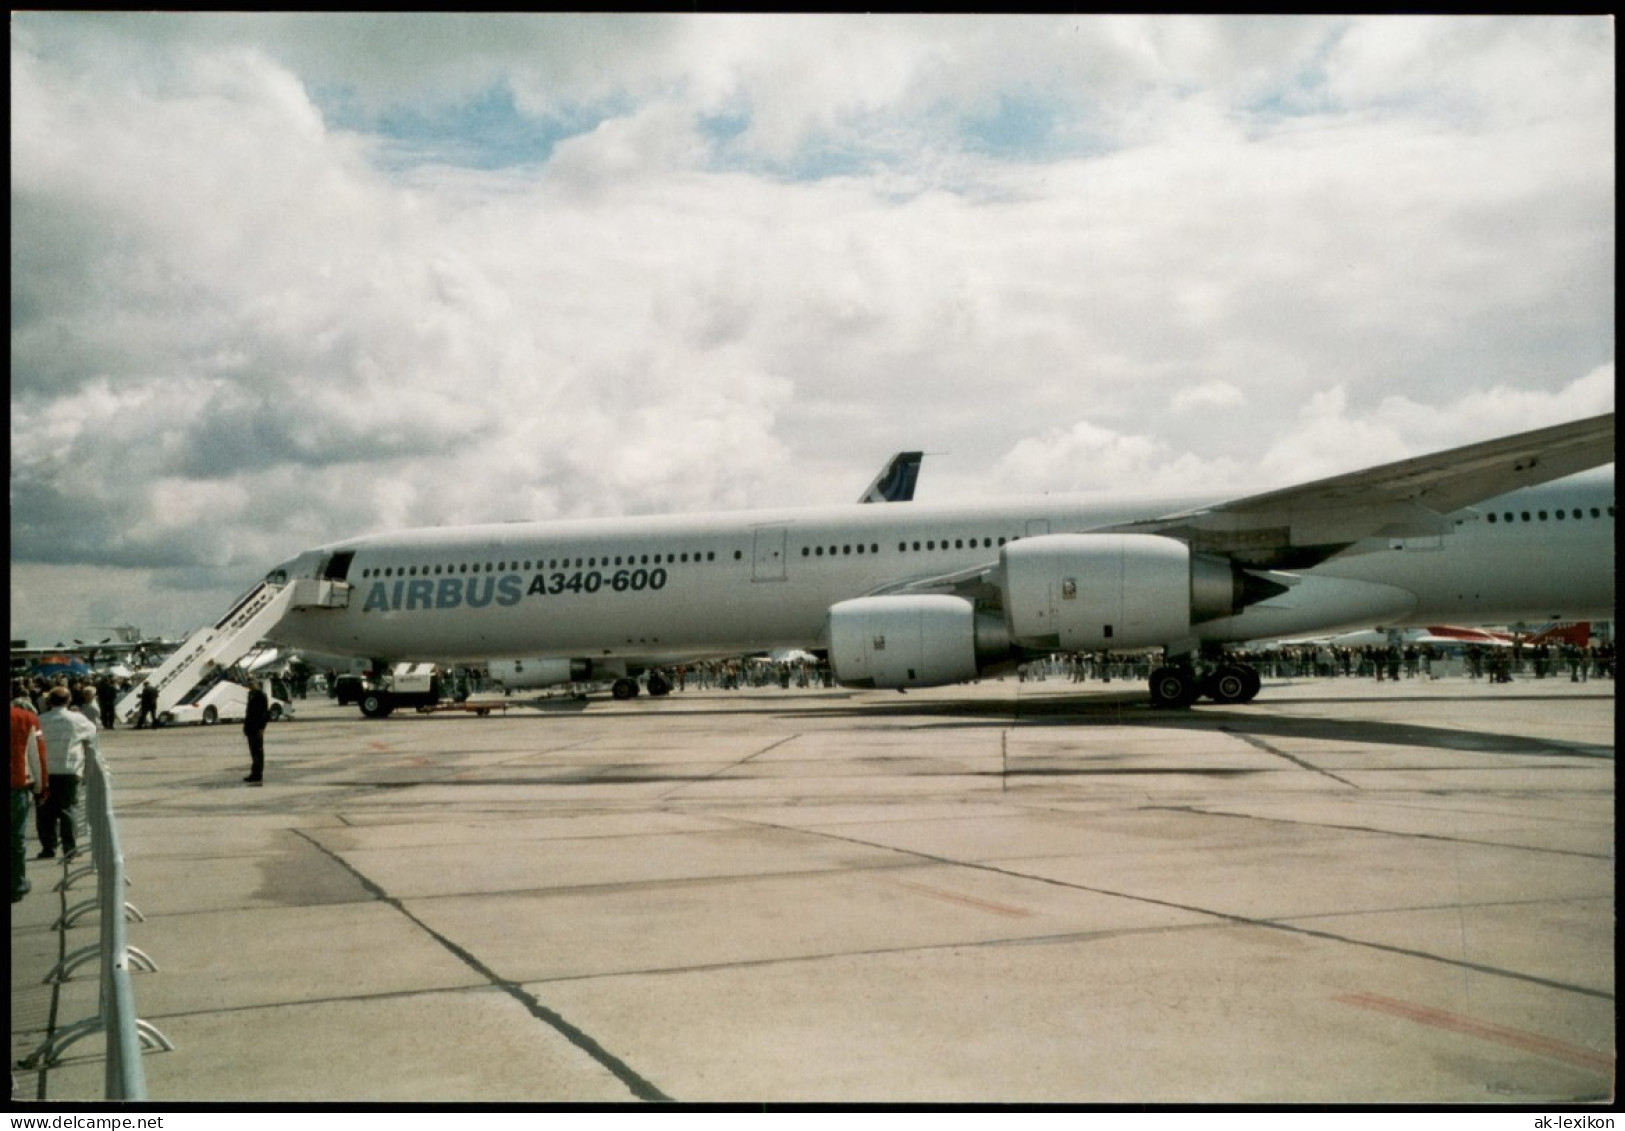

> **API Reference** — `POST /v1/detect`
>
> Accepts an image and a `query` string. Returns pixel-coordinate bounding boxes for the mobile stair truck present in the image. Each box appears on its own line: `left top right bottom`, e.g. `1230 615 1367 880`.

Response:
116 575 349 724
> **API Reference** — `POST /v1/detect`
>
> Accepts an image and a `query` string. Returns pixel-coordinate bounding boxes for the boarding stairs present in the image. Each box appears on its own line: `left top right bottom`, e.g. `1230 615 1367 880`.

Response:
115 577 346 724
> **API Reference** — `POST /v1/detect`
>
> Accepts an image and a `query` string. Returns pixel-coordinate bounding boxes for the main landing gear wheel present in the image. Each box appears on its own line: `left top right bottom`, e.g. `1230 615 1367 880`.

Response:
611 677 640 700
1203 664 1258 704
1238 666 1262 702
646 671 672 697
1148 666 1198 708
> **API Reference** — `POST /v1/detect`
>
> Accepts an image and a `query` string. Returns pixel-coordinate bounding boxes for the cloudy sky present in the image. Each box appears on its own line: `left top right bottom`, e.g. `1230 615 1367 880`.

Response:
10 14 1615 645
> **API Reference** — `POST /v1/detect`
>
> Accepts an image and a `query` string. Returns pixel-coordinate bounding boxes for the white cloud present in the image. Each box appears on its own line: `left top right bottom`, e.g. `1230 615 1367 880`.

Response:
1172 381 1246 413
8 14 1614 642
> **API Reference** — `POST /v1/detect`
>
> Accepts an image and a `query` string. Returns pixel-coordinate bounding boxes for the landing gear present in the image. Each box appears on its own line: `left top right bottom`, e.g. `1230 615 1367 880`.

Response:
646 670 672 697
1202 664 1261 704
1148 665 1199 708
1147 658 1262 707
611 677 640 701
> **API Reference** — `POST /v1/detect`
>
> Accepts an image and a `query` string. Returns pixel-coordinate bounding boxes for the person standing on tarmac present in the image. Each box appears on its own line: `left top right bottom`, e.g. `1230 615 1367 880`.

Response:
11 688 48 902
37 687 95 861
243 679 270 786
136 681 159 729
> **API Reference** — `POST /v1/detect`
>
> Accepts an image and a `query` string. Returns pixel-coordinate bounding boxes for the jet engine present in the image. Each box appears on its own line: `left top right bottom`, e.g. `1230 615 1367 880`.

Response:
827 533 1289 690
487 657 600 690
1000 533 1277 651
827 595 1014 689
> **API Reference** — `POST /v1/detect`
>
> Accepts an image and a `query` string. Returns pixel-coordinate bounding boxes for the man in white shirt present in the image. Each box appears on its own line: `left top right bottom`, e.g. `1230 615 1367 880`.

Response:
37 686 96 860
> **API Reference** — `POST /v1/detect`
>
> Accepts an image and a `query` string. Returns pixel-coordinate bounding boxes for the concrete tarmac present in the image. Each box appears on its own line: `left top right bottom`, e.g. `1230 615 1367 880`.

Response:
10 674 1615 1105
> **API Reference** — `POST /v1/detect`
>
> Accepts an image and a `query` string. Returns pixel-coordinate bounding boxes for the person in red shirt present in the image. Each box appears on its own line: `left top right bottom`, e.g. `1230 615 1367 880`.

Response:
11 684 49 902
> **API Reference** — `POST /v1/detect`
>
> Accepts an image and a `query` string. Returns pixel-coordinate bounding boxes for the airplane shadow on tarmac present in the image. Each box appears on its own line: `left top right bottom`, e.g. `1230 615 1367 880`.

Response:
774 690 1617 761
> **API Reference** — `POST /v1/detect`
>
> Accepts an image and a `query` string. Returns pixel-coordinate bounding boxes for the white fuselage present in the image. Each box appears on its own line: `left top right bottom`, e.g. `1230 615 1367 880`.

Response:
267 470 1614 663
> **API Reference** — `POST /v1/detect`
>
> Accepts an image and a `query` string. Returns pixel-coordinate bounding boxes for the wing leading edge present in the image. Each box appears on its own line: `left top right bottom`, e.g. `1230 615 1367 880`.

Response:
1122 413 1615 569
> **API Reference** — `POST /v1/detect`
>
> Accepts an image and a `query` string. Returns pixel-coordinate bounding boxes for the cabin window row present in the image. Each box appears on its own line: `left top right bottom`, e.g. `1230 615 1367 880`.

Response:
799 535 1014 559
1484 505 1613 524
359 550 727 579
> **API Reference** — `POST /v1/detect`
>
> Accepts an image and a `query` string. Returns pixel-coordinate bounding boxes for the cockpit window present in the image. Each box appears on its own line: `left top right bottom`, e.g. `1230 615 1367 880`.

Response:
265 569 288 585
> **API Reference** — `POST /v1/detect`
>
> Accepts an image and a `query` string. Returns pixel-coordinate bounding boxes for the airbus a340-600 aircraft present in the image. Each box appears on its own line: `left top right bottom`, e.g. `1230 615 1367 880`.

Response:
257 413 1613 715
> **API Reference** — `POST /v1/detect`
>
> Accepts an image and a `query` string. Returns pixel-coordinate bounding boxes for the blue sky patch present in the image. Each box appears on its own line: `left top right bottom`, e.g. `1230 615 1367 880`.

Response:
316 83 618 171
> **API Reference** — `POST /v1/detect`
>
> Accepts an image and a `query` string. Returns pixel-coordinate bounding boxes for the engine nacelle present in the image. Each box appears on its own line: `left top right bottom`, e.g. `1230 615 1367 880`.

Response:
827 595 1012 689
1001 533 1263 651
487 657 597 690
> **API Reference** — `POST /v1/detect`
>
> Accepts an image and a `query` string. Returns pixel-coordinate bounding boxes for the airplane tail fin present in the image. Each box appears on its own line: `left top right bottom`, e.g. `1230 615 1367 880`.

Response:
858 451 923 504
1525 621 1591 646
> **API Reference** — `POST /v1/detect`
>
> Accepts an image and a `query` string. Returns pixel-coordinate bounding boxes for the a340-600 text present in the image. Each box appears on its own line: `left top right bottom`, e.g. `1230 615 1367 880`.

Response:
360 568 668 613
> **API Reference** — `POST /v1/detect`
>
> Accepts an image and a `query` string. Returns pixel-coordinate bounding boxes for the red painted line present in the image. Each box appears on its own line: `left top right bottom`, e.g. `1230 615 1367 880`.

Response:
1335 992 1614 1073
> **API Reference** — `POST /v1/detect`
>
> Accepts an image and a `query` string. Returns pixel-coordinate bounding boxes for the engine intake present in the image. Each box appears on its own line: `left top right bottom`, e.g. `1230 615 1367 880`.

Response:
827 595 1013 689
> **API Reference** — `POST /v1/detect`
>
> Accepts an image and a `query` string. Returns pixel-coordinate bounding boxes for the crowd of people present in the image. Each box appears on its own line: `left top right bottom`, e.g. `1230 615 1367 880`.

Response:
10 677 102 903
1013 641 1616 685
504 640 1616 698
12 672 127 728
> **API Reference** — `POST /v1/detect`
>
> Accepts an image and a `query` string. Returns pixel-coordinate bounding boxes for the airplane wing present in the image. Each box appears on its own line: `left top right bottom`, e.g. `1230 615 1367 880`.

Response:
858 451 924 503
1116 413 1615 569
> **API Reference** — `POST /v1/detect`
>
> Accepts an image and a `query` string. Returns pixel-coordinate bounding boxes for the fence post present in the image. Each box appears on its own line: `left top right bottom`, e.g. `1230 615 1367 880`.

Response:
25 746 173 1099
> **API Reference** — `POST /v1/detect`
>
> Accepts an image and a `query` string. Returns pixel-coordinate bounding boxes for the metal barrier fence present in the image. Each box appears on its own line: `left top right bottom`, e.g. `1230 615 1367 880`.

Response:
24 746 173 1099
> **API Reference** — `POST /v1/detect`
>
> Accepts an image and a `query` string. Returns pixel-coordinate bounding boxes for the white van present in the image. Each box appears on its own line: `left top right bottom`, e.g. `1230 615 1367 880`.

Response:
161 679 294 726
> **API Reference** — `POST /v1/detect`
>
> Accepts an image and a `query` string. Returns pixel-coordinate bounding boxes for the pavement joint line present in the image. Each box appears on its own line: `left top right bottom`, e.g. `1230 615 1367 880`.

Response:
509 921 1234 986
1217 727 1360 788
1141 805 1618 860
757 821 1617 1003
657 733 803 802
291 829 672 1103
1280 893 1613 924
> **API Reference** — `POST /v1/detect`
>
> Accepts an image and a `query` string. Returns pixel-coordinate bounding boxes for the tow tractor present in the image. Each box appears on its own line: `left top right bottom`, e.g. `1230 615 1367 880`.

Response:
340 663 507 718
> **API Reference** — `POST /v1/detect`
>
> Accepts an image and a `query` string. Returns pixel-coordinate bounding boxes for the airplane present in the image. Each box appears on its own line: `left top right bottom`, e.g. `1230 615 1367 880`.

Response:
1286 621 1595 652
251 413 1612 715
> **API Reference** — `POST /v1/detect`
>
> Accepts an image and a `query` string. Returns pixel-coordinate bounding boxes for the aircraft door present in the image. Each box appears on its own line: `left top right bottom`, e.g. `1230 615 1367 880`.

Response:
752 527 788 582
321 551 356 581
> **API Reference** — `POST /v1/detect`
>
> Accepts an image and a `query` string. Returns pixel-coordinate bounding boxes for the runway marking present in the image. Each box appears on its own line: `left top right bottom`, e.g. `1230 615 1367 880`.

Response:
1334 992 1614 1072
881 876 1034 919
